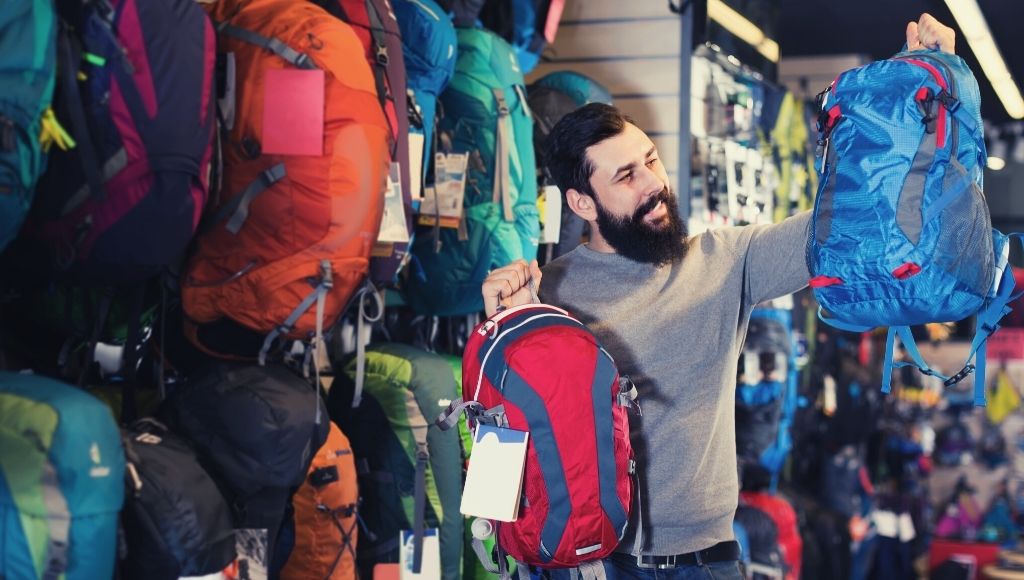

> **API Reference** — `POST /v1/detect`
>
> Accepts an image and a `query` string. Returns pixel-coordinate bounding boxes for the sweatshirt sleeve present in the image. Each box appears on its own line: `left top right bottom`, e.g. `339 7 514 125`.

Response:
744 210 813 305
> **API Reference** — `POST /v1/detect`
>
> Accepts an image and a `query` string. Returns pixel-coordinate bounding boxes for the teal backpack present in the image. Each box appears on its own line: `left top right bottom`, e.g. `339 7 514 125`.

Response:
405 27 539 316
0 0 58 251
0 372 125 580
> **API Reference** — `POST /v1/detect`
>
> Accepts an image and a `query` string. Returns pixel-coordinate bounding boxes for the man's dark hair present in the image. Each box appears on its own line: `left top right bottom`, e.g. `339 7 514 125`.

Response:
544 103 635 196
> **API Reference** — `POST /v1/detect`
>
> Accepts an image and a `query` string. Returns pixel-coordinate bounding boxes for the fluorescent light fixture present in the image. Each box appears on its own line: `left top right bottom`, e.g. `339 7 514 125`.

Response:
988 156 1007 170
943 0 1024 119
988 131 1007 169
708 0 779 63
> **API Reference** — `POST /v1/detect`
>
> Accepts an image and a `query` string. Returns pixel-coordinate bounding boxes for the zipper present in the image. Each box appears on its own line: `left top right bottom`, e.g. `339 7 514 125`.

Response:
185 259 258 288
894 55 958 151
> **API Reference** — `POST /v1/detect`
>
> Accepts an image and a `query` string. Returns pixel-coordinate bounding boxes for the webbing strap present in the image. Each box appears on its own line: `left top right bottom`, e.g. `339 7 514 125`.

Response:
217 22 317 69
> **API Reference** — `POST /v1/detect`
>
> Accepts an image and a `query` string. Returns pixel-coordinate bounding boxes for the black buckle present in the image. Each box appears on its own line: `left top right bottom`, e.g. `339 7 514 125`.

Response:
936 89 960 113
375 44 389 66
944 364 975 387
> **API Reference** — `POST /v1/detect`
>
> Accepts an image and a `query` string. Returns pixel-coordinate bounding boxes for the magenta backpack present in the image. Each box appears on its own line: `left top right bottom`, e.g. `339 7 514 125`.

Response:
12 0 215 286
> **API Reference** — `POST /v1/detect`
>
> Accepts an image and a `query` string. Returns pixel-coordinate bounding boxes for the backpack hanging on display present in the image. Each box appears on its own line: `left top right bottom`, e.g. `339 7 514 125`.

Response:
0 0 57 252
450 0 565 73
404 27 539 316
313 0 414 285
741 491 803 580
10 0 214 286
183 0 390 362
0 372 125 580
162 363 330 577
120 418 237 580
734 505 785 580
526 71 612 260
437 303 637 569
281 420 360 580
808 47 1020 406
392 0 457 183
327 342 464 580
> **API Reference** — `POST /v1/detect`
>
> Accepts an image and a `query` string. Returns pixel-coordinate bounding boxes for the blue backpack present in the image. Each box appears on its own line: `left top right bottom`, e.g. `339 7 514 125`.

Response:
393 0 457 179
0 372 125 580
808 48 1018 406
0 0 57 252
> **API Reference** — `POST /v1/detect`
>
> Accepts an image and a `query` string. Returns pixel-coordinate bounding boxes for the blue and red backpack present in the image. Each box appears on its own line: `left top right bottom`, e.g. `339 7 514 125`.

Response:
808 47 1020 406
439 303 636 569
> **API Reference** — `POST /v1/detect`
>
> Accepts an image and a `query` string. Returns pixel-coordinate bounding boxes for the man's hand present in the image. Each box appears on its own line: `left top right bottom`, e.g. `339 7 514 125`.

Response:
906 13 955 54
482 259 542 317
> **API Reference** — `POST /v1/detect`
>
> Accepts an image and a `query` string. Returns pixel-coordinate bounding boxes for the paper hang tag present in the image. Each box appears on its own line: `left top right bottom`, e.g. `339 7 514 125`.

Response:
418 152 468 228
460 425 529 522
539 185 562 244
262 68 324 156
409 132 425 206
399 528 441 580
377 162 411 243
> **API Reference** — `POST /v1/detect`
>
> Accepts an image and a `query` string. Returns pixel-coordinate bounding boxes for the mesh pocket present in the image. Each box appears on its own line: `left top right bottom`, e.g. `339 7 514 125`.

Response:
932 161 993 297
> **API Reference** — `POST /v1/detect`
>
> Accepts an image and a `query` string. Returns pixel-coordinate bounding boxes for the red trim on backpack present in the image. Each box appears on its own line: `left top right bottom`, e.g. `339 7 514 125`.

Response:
902 59 947 148
892 262 922 280
827 105 841 129
809 275 844 288
916 87 930 101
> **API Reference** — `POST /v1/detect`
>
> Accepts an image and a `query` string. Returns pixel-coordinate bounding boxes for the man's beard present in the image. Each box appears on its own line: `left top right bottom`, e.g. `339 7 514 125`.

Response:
593 187 688 266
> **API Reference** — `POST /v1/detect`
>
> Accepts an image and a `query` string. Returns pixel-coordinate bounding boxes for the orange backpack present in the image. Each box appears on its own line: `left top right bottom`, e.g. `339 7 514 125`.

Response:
182 0 389 362
282 421 360 580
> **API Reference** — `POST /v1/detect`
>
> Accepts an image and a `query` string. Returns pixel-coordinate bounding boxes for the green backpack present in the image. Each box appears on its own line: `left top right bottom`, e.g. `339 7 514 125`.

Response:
0 372 125 580
404 27 539 316
328 343 464 580
0 0 58 251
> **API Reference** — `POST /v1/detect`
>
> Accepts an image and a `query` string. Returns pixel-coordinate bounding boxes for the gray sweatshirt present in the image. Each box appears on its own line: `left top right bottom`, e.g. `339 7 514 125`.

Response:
538 211 811 556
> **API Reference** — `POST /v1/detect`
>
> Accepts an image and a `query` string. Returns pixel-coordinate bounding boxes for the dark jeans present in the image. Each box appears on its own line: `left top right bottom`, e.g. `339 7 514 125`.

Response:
542 553 745 580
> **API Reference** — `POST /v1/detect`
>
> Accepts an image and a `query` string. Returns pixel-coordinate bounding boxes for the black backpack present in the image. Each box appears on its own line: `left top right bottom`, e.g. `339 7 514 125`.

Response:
163 364 329 575
121 419 236 579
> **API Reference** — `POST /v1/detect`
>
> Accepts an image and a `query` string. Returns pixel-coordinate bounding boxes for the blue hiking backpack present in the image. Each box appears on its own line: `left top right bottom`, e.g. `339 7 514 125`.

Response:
0 372 125 580
404 27 539 316
736 308 798 491
808 48 1018 406
0 0 57 252
393 0 457 179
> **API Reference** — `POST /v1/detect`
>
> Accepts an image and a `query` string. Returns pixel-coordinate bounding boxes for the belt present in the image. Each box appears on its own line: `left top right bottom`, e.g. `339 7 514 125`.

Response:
617 541 741 569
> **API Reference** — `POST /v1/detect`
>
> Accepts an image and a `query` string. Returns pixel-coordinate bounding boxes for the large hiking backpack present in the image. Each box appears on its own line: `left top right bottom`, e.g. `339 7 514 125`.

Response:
0 372 124 580
121 418 237 580
734 505 785 580
163 363 330 576
312 0 413 285
741 491 803 580
808 48 1019 405
446 0 565 74
736 308 797 489
11 0 214 285
392 0 457 178
327 342 464 580
182 0 390 362
405 27 539 316
527 71 612 260
0 0 57 252
439 303 636 568
281 420 360 580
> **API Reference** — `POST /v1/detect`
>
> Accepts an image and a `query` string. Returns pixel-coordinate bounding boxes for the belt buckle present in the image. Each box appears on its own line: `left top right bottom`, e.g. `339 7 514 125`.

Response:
636 554 676 569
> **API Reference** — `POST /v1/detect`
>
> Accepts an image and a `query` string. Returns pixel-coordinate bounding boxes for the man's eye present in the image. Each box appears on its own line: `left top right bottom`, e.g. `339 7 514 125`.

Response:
620 171 633 182
646 158 658 167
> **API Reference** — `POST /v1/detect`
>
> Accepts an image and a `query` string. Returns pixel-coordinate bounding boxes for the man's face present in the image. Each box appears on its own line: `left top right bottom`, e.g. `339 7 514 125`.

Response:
584 122 686 265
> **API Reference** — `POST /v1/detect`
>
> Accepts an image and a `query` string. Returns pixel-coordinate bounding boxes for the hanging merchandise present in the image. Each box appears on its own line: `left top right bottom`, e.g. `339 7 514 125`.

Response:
740 492 803 580
0 0 57 252
436 303 637 571
392 0 458 191
313 0 415 285
182 0 390 363
737 308 799 491
120 419 237 580
327 342 464 580
808 48 1019 406
987 368 1022 424
163 364 330 578
769 93 817 222
935 476 983 539
440 0 565 74
404 27 539 316
281 421 360 580
7 0 214 286
527 70 613 260
0 372 125 580
733 505 785 580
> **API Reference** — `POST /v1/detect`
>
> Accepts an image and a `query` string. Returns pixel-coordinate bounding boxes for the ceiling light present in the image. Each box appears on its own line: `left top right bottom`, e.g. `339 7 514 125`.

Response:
988 137 1008 170
707 0 779 63
943 0 1024 119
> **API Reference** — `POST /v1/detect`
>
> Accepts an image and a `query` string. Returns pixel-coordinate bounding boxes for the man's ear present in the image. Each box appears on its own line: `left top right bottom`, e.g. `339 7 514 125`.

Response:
566 188 598 221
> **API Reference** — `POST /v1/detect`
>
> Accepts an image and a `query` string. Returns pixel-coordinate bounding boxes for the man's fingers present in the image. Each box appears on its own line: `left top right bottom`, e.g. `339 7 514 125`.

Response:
906 21 922 51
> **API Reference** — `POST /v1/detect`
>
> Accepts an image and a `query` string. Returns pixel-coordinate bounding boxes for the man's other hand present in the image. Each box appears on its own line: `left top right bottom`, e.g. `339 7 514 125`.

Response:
482 259 543 317
906 13 956 54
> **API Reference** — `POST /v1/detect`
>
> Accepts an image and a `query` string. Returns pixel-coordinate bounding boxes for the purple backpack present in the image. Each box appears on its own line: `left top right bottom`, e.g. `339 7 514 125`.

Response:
13 0 215 286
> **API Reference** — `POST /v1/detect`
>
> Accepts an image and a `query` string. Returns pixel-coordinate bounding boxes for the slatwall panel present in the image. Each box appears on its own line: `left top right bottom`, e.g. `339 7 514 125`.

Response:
526 0 683 179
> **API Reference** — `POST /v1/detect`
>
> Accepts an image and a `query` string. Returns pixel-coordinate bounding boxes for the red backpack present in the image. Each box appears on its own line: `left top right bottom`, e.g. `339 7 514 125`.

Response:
441 303 636 568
